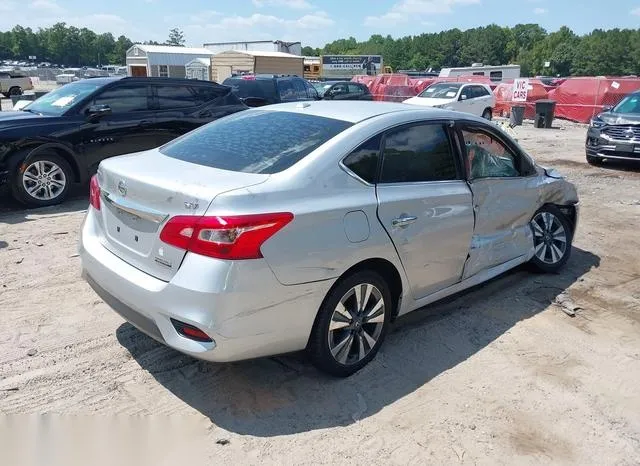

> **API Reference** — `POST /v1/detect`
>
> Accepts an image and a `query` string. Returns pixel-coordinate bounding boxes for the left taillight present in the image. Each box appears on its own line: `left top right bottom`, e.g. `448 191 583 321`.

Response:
89 175 100 211
159 212 293 260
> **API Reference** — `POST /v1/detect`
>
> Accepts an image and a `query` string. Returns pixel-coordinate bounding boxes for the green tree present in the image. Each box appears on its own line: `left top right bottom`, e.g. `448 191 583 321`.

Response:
166 28 185 47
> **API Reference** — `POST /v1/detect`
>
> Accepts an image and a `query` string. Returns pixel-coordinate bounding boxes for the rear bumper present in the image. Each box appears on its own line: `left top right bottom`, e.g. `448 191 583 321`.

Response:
79 208 332 362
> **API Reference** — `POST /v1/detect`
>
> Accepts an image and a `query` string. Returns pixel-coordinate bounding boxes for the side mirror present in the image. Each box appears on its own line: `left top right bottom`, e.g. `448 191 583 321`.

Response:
601 105 613 112
459 94 468 101
86 104 111 121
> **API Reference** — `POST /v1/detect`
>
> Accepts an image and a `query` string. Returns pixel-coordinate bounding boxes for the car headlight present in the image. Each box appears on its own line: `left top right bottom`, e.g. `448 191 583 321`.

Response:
590 116 606 128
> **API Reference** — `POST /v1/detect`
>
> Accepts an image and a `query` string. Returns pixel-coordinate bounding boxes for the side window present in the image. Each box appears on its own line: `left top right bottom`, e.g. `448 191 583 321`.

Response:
460 86 472 100
348 84 364 95
93 84 150 113
158 65 169 78
293 79 308 100
192 86 224 104
277 80 296 101
461 128 520 179
380 124 458 183
305 81 319 99
155 85 198 109
343 134 381 184
490 71 503 82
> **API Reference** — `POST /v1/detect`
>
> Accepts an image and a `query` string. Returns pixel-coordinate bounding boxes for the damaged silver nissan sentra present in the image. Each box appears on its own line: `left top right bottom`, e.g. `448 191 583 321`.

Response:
80 101 579 377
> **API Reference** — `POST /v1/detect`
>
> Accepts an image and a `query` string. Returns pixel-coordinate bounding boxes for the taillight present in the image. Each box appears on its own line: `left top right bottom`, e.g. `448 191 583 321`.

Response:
159 212 293 260
89 175 100 210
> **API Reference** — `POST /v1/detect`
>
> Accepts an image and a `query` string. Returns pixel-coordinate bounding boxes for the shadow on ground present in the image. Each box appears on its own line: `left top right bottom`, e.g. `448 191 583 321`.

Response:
0 192 88 225
116 247 600 437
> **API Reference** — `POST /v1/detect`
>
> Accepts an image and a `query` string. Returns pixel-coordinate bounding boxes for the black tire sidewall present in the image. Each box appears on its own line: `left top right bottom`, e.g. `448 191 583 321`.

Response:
529 205 573 273
9 87 22 96
308 271 392 377
11 153 73 207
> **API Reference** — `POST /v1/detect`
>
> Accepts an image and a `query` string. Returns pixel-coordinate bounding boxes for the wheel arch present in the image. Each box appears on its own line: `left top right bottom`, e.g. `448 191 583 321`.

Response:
14 142 81 183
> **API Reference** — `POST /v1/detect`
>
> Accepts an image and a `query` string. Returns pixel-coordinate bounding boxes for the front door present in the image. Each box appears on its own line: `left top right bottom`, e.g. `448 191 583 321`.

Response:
76 83 157 171
376 122 474 300
458 124 539 278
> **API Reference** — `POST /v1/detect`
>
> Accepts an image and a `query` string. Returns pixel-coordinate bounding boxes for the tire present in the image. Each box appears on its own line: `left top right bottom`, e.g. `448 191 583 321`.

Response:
528 205 573 273
8 86 22 96
482 108 492 120
11 153 73 207
308 270 392 377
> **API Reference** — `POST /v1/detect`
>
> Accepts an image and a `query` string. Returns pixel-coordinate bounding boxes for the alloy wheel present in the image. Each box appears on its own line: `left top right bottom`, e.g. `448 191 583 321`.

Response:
22 160 67 201
531 211 568 265
328 283 385 366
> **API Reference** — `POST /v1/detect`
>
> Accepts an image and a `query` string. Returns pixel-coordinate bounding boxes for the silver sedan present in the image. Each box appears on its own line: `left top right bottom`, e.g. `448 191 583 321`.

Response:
80 102 579 377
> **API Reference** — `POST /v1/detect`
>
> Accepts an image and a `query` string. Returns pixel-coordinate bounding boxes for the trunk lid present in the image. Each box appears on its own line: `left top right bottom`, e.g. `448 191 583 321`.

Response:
96 149 269 281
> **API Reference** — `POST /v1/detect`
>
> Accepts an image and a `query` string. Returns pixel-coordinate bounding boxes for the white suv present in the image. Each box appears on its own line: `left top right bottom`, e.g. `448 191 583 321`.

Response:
404 82 495 120
0 70 33 97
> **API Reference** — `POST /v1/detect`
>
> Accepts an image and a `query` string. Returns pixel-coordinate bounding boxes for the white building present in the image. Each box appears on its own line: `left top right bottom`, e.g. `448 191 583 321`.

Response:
126 44 214 78
203 40 302 56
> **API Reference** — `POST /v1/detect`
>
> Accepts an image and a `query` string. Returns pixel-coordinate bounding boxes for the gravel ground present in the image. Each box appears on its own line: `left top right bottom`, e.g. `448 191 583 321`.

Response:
1 120 639 465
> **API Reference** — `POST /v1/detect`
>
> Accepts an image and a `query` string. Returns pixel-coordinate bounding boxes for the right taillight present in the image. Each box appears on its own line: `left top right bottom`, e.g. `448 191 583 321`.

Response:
159 212 293 260
89 175 101 211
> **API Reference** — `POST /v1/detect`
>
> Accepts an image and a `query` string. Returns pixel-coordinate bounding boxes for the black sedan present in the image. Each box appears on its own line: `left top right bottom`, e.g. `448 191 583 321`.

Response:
318 81 374 101
0 77 247 207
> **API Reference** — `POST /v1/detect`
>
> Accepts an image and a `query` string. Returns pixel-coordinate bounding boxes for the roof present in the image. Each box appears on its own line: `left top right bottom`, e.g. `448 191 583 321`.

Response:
186 58 211 66
217 50 303 59
132 44 214 56
261 101 464 124
204 40 301 46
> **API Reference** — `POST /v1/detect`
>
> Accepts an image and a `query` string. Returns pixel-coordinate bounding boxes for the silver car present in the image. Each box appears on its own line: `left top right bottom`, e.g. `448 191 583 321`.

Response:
80 102 579 377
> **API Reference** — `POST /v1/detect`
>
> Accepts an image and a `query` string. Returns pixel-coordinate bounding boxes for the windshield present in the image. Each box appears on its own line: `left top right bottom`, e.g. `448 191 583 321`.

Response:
612 94 640 114
223 78 276 102
418 83 462 99
313 82 337 97
24 81 103 115
160 110 352 174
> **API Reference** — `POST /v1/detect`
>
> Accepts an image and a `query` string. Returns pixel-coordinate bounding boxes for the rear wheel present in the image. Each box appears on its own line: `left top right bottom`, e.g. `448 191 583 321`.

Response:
12 153 73 207
308 271 391 377
482 108 492 120
529 205 572 273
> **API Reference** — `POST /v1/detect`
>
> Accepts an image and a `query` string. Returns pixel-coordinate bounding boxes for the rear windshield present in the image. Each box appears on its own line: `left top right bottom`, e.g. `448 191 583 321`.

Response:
160 110 353 174
223 78 276 102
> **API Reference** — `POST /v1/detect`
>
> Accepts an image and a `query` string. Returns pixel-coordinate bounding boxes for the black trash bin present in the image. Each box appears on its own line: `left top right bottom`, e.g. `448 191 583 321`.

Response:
535 99 556 128
509 105 525 126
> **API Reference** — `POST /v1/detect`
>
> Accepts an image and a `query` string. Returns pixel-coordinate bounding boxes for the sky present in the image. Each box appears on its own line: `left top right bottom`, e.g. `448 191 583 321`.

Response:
1 0 640 48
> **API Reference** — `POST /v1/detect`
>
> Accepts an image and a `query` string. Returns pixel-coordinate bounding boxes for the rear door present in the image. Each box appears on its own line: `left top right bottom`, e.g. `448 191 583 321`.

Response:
471 85 492 116
458 123 539 278
76 82 156 170
376 122 474 300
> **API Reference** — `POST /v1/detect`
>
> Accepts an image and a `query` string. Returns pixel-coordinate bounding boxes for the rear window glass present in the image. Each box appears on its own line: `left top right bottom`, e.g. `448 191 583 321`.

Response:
223 78 276 102
160 110 352 174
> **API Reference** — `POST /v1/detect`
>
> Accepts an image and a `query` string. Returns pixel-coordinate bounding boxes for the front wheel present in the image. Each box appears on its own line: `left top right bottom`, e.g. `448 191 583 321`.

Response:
8 86 23 96
12 153 73 207
529 205 573 273
307 271 392 377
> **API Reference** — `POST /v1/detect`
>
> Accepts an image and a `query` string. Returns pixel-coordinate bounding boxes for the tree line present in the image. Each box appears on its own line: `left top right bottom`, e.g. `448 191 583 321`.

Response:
0 24 186 67
2 22 638 75
302 25 640 77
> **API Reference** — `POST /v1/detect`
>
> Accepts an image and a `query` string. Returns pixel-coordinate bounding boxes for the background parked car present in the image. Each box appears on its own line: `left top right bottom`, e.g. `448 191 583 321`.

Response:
322 81 373 101
0 69 33 97
0 76 247 207
222 74 320 107
404 82 495 119
586 90 640 165
80 101 579 377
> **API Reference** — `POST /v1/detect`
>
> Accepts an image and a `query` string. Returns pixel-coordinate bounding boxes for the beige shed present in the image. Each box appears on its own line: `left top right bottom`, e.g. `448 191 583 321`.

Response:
211 50 304 83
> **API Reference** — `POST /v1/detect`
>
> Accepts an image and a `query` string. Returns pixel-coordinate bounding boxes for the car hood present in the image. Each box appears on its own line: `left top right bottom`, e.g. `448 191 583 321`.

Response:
0 111 54 128
403 97 455 107
596 112 640 125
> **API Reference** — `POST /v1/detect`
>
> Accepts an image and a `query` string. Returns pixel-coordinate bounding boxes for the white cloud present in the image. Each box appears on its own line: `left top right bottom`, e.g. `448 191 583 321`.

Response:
631 7 640 16
28 0 64 14
252 0 312 9
533 7 547 14
364 0 480 27
0 1 17 12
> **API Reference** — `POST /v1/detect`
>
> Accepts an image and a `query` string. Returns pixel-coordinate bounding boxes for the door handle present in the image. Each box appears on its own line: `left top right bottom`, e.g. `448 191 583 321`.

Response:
139 120 152 127
391 215 418 227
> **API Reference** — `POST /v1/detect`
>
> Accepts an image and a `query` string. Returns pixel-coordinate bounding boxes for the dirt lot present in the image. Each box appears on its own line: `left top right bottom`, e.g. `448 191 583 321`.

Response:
1 121 639 465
